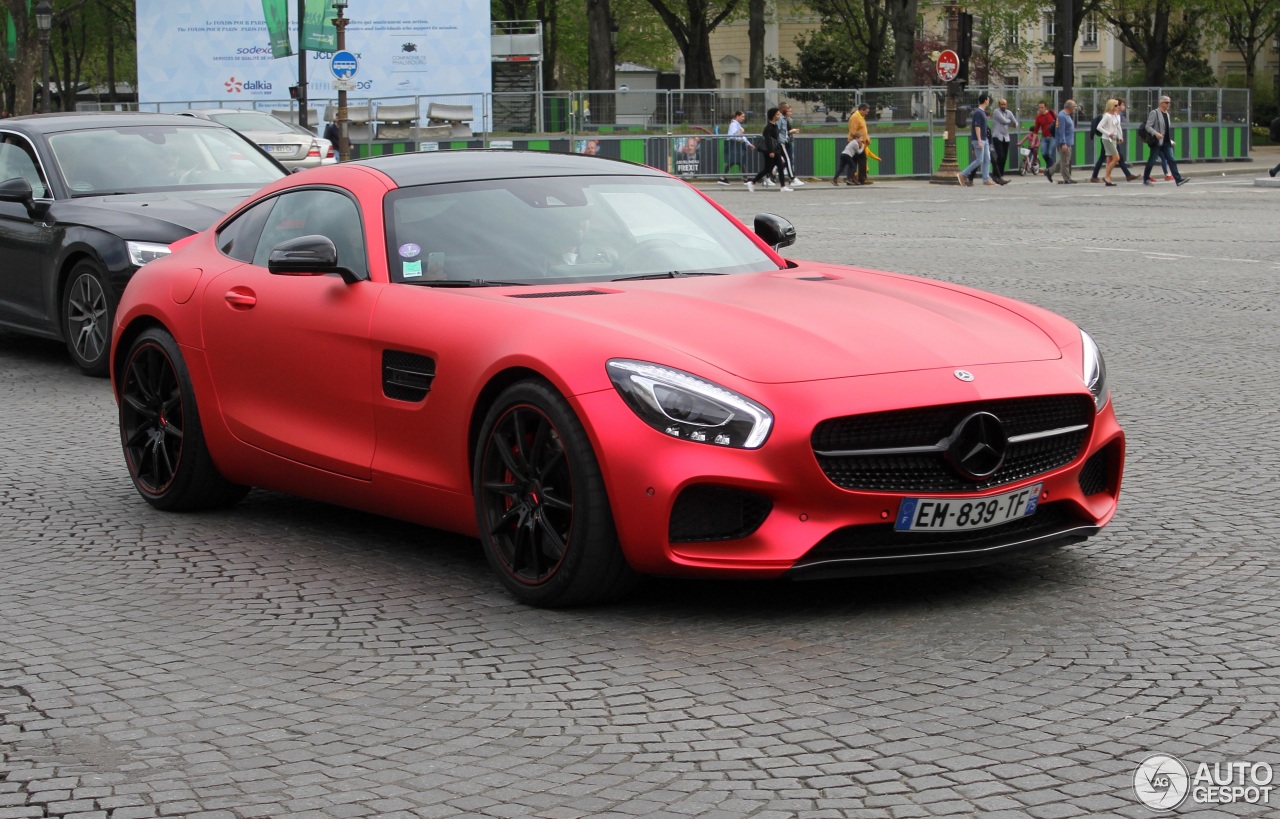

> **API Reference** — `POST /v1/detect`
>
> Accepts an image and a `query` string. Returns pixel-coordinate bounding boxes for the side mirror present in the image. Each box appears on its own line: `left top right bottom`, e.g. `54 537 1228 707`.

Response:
754 213 797 251
267 234 362 284
0 176 50 219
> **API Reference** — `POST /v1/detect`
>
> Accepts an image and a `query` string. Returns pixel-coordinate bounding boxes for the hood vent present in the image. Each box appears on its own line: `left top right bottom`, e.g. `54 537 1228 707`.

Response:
508 290 613 299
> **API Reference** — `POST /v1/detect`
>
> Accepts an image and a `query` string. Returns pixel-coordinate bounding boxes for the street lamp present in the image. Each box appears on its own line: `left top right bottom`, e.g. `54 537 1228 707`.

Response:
333 0 350 161
35 0 53 114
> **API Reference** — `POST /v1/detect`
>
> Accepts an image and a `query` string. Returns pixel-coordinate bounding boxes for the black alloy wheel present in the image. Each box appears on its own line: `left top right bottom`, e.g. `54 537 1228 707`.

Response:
119 328 248 511
63 260 112 376
474 380 636 607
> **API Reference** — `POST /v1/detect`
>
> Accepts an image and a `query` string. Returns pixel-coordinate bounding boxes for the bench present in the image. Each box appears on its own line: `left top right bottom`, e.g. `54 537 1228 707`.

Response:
426 102 474 138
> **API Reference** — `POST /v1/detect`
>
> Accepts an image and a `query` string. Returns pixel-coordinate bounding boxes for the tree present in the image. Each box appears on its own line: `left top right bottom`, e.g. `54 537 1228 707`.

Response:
1210 0 1280 91
782 0 892 89
966 0 1042 85
885 0 917 87
748 0 765 88
643 0 742 93
1 0 40 115
587 0 616 121
1097 0 1209 86
1050 0 1103 89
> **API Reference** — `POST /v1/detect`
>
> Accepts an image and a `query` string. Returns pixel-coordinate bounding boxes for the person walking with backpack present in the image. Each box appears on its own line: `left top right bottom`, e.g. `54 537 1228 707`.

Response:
1046 100 1077 184
1033 101 1056 172
1142 96 1187 186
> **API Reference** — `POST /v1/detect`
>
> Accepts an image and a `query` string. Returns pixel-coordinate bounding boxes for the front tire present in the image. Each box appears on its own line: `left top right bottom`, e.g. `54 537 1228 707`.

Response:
62 260 114 377
119 327 249 511
474 380 636 607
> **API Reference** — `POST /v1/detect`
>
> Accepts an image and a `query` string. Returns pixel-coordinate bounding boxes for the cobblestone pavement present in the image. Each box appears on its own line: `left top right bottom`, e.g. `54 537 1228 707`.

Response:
2 175 1278 818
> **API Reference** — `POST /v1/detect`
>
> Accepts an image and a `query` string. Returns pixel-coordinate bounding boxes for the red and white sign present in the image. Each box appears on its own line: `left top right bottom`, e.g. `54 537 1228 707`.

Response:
936 50 960 83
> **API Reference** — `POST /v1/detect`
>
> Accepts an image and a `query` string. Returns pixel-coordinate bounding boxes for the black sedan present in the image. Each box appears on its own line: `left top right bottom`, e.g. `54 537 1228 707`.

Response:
0 112 287 375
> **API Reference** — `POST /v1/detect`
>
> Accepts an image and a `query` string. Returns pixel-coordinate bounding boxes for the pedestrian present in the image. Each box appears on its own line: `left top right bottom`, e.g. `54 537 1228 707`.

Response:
747 107 791 192
323 119 340 150
1269 113 1280 178
1033 101 1056 172
1095 99 1125 186
777 102 804 186
989 98 1017 184
1090 98 1138 183
846 102 872 185
1142 95 1187 186
1046 100 1077 184
718 110 751 185
957 94 994 186
833 135 865 186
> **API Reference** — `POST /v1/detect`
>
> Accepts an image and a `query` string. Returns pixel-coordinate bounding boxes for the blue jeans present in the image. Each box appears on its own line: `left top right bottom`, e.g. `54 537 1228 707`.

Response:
1144 140 1181 182
962 141 991 181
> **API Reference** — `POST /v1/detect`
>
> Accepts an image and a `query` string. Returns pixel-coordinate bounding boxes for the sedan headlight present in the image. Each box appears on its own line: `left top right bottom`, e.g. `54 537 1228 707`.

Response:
606 359 772 449
127 241 173 267
1080 329 1109 411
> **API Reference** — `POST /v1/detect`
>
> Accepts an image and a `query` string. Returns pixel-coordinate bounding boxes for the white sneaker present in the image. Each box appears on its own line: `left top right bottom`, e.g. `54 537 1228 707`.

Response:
791 179 806 187
779 186 794 192
763 178 777 187
745 181 754 192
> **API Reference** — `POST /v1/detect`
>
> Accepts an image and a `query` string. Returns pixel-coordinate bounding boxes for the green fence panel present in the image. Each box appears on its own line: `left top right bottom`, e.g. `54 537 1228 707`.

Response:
620 139 646 165
813 138 837 177
894 137 913 176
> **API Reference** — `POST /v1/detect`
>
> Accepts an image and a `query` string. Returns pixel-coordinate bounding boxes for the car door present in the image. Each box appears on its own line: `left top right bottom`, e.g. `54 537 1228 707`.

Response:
0 135 57 329
201 187 382 480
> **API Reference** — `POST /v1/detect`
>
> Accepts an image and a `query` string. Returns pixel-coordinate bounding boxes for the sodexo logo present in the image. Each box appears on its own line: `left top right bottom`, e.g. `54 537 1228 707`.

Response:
235 45 274 55
1133 754 1191 811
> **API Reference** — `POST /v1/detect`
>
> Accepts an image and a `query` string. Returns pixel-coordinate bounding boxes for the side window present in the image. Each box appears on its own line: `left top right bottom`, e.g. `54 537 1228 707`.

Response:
216 198 277 263
251 188 367 279
0 136 50 199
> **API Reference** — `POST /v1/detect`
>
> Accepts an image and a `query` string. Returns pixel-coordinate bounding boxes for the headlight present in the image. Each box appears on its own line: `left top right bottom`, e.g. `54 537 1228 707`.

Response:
1081 329 1109 411
606 359 772 449
127 241 173 267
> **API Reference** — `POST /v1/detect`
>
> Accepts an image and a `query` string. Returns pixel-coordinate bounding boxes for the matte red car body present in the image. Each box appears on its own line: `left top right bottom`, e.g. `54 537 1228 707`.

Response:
111 154 1124 584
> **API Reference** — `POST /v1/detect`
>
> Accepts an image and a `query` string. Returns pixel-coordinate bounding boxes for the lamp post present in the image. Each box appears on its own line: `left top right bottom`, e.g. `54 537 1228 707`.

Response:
35 0 53 114
930 4 962 184
333 0 350 161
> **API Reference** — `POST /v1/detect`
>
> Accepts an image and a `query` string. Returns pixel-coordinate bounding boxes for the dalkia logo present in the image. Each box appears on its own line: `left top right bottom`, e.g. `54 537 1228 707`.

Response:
242 80 272 91
225 77 242 93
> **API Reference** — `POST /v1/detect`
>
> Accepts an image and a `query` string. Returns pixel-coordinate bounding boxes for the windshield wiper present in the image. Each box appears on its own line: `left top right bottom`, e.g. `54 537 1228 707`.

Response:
410 279 530 287
611 271 723 282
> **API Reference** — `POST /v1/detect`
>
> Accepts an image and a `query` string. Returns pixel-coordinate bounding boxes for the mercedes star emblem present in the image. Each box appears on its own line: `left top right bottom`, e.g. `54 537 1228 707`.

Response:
943 411 1008 480
954 369 975 382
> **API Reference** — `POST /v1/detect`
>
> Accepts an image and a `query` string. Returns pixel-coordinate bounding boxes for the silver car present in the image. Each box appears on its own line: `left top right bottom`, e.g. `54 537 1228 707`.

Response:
175 109 336 170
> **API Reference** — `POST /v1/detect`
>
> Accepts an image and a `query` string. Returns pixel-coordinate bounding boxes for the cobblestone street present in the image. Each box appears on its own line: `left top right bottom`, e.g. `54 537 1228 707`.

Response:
2 170 1278 818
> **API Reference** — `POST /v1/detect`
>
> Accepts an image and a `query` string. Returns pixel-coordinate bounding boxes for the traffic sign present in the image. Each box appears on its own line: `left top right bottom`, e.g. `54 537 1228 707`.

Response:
331 50 358 80
936 50 959 83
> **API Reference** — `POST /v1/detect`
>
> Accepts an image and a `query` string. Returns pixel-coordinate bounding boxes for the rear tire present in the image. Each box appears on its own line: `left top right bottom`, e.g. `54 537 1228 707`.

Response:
474 380 637 607
119 327 249 511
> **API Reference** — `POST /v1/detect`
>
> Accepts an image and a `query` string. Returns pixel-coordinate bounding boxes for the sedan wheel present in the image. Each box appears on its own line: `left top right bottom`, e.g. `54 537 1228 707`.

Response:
475 380 636 607
63 261 112 376
120 328 249 511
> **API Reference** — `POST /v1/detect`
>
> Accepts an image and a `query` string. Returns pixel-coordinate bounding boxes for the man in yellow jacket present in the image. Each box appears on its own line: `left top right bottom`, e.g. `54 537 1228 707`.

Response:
846 102 872 184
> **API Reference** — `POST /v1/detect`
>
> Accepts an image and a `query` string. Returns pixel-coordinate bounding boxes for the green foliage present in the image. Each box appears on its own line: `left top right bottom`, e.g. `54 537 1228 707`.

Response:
765 29 876 88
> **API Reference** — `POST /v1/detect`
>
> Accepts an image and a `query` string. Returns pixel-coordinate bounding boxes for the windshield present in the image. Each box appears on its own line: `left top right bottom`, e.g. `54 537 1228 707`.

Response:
205 111 301 135
48 125 286 196
384 175 778 285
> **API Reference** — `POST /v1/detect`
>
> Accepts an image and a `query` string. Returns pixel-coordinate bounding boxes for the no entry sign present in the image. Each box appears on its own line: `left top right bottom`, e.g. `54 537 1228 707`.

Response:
936 50 960 83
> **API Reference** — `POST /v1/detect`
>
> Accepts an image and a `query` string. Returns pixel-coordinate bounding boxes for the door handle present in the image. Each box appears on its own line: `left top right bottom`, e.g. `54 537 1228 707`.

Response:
224 288 256 309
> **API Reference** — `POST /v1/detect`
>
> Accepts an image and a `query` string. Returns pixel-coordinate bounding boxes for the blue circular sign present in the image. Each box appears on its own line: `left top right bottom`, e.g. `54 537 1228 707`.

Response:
331 51 358 80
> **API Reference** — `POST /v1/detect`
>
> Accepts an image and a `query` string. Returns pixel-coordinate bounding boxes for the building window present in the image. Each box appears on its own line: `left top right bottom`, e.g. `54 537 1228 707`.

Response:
1043 13 1056 46
1003 76 1020 88
1005 24 1020 48
1082 17 1098 49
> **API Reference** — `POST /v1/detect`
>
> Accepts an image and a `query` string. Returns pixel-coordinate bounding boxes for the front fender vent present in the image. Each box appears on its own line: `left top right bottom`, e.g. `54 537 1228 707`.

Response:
383 350 436 402
508 290 612 299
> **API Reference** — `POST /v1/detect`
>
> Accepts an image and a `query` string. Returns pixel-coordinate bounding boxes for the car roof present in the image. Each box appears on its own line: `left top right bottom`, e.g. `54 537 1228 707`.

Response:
0 111 227 135
355 150 665 187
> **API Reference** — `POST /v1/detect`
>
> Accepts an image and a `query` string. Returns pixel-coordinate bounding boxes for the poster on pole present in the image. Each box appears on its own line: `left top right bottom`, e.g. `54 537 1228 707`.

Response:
137 0 492 107
300 0 338 53
261 0 291 58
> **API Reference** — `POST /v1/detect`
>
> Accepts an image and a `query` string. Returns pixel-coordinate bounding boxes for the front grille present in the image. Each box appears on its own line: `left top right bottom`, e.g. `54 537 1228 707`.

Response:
1078 449 1110 496
668 485 772 543
797 503 1083 565
813 395 1094 493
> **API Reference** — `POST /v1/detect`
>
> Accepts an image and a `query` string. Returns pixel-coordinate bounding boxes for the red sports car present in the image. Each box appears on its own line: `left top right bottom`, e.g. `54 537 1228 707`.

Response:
111 151 1124 607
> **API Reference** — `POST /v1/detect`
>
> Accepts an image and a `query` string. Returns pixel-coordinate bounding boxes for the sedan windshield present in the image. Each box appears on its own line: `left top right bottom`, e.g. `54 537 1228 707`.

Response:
48 125 285 196
384 175 778 285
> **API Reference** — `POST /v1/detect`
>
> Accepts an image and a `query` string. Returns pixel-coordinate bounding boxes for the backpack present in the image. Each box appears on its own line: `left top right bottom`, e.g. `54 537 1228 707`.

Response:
1047 117 1057 138
1090 114 1102 139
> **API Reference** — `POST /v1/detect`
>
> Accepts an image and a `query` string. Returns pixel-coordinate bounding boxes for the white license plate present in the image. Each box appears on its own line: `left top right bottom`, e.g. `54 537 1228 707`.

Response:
894 483 1042 532
262 144 294 155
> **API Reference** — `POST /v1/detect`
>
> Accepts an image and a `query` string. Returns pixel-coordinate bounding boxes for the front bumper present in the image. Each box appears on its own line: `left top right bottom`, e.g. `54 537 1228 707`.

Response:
575 360 1125 579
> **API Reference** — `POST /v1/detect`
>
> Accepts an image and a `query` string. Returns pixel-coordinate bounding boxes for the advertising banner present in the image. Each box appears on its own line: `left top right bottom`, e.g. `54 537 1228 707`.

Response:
136 0 492 107
300 0 337 53
261 0 291 58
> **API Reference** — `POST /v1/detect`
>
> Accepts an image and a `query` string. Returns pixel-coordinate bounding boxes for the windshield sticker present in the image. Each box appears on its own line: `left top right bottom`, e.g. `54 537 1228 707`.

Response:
398 242 421 258
403 259 423 278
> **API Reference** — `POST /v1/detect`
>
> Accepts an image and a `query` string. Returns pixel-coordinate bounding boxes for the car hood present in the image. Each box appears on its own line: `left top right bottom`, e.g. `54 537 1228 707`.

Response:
499 267 1064 383
55 188 257 243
